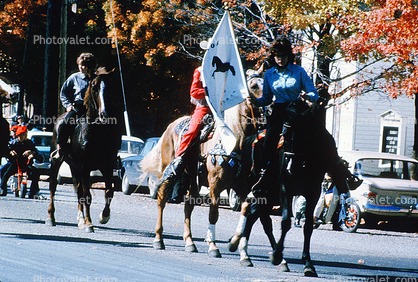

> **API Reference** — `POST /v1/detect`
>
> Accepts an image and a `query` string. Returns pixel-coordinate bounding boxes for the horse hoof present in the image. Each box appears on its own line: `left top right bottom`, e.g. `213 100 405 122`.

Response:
185 244 198 253
45 218 56 227
99 212 110 224
269 251 282 266
153 240 165 250
304 262 318 277
228 235 241 252
278 261 290 272
208 249 222 258
240 258 253 267
84 226 94 233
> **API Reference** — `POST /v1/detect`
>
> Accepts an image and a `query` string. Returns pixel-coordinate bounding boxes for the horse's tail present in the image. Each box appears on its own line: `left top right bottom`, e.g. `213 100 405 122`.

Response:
140 116 189 179
141 136 164 179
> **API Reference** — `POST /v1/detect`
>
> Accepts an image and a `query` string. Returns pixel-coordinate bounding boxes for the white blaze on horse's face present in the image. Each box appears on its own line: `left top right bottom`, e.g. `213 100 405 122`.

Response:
98 86 108 122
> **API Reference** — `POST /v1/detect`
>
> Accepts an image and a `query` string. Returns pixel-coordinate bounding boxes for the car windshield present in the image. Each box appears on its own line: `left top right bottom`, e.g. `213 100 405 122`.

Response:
31 136 52 147
353 158 417 180
119 140 144 155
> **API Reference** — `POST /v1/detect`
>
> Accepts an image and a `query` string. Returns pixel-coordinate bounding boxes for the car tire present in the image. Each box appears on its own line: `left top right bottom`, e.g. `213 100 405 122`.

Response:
121 173 135 195
228 189 241 211
148 174 159 199
340 202 361 233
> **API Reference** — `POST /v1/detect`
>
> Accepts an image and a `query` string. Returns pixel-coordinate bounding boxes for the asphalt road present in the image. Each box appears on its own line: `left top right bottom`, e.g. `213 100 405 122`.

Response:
1 180 418 282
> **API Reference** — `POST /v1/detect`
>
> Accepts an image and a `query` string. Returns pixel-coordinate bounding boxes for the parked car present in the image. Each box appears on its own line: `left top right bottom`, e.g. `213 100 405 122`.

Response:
27 130 53 175
340 150 418 225
57 135 144 186
118 137 160 197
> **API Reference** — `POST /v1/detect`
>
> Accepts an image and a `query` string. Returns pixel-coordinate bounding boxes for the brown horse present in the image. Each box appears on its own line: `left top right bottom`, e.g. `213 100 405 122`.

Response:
141 82 262 256
46 69 122 232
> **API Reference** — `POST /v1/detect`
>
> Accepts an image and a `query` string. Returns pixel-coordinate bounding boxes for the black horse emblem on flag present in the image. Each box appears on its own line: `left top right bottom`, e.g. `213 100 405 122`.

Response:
212 56 235 77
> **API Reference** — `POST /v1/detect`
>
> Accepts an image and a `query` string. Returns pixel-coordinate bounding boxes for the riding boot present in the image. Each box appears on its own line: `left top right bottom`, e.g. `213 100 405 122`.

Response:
167 171 189 203
157 156 186 201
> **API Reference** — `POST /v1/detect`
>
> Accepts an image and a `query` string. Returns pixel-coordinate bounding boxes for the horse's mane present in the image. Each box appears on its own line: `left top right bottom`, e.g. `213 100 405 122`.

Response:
83 68 115 118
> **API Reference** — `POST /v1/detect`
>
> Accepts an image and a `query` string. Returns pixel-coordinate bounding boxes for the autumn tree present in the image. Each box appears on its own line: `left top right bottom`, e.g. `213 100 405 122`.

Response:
264 0 382 106
102 0 285 135
0 0 47 113
340 0 418 166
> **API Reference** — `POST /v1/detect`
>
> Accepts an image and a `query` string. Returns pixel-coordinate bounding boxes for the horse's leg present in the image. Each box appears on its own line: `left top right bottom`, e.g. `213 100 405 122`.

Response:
80 171 94 233
259 212 276 250
229 201 250 252
183 176 197 253
301 192 318 277
154 180 170 249
99 168 113 224
206 189 221 258
46 158 62 226
270 185 291 272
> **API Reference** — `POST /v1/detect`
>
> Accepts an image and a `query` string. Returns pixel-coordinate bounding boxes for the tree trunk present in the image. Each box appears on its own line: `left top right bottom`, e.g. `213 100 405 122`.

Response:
42 0 61 130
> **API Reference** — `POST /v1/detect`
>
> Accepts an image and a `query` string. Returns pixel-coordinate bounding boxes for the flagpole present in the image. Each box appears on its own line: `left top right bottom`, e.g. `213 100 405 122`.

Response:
219 73 227 114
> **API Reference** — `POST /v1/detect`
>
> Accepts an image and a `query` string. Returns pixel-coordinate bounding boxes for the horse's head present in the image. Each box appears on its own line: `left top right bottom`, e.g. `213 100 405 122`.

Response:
239 64 267 133
246 63 265 100
84 67 114 122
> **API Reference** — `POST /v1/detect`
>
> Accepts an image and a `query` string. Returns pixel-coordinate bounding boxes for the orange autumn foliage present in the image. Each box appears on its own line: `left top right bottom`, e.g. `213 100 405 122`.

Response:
341 0 418 98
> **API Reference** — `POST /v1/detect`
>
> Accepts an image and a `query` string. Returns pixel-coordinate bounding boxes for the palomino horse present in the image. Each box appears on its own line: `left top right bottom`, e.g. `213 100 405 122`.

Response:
141 87 262 256
46 69 122 232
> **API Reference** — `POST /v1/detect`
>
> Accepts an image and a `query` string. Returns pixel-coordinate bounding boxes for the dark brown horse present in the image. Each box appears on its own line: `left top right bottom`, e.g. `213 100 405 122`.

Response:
141 88 262 257
230 65 327 276
268 99 327 277
46 69 122 232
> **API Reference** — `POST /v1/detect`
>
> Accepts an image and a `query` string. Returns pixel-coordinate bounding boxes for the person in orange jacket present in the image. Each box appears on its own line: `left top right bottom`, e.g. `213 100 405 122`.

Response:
159 66 211 202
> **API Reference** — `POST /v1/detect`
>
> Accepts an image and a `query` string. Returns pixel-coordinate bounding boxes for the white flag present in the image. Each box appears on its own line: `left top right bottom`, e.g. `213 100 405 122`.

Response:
201 11 249 154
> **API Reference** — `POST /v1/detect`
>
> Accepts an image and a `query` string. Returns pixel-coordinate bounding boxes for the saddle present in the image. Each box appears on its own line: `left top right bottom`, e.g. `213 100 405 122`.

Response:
174 114 215 143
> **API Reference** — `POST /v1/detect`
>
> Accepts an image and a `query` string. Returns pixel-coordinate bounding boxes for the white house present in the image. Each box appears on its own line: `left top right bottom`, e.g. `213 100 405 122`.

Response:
0 77 20 123
323 61 415 158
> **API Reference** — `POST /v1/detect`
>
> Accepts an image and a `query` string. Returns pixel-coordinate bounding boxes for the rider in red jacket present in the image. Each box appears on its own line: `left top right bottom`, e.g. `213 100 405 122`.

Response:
159 66 211 202
175 66 211 157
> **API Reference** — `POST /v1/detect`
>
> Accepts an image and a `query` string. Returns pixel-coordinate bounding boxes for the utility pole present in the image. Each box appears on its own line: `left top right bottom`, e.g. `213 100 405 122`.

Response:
58 0 68 116
19 14 33 118
42 0 61 130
